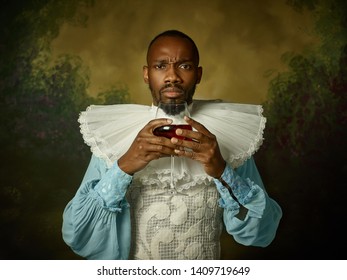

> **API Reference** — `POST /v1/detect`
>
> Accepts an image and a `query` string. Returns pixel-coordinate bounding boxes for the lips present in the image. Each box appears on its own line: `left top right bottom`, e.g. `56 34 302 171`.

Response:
160 87 184 98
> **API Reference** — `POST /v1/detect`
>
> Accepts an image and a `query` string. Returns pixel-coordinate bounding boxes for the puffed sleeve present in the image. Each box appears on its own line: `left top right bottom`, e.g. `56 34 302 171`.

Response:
62 155 132 259
214 157 282 247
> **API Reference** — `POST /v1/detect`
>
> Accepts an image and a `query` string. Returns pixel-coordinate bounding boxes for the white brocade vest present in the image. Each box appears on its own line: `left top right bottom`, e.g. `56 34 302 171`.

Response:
126 178 223 260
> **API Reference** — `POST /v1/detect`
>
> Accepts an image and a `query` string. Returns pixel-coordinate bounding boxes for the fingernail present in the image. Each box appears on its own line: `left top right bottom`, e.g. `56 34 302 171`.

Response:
171 137 178 144
176 129 182 135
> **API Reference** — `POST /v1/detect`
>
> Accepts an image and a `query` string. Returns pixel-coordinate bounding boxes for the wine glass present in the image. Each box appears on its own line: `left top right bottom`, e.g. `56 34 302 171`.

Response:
153 100 192 195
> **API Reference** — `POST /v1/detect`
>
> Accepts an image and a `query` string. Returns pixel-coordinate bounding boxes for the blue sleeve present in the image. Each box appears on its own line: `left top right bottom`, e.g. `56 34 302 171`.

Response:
62 155 132 259
213 157 282 247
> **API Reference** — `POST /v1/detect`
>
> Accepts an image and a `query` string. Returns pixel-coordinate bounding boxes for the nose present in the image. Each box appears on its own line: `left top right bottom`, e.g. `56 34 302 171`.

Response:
164 64 182 84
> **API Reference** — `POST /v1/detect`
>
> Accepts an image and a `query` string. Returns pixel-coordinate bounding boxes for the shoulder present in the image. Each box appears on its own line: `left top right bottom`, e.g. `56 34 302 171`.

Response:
191 99 264 116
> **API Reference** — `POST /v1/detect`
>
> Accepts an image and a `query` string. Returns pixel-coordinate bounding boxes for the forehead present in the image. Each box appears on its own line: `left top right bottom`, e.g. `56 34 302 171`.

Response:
147 36 197 64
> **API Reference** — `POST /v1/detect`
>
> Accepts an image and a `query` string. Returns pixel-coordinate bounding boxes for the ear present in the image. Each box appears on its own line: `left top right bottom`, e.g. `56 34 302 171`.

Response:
196 66 203 84
143 66 149 84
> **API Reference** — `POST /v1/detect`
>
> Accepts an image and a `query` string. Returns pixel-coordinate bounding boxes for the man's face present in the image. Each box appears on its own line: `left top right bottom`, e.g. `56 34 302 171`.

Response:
143 36 202 105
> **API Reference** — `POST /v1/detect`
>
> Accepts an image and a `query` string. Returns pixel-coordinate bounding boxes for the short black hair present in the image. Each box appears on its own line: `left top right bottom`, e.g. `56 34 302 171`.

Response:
147 30 200 64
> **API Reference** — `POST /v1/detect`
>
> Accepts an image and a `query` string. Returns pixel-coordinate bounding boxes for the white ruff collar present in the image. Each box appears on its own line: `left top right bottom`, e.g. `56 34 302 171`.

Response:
78 100 266 188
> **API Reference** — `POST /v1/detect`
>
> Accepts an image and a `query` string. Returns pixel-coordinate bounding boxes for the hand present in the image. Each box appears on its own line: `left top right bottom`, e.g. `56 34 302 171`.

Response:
118 118 176 175
171 116 226 178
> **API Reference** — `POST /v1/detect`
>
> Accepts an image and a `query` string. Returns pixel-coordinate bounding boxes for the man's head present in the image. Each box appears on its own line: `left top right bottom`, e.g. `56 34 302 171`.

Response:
143 30 203 105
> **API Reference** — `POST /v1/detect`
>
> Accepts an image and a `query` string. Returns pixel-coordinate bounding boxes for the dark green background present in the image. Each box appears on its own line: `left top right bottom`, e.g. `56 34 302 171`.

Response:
0 0 346 259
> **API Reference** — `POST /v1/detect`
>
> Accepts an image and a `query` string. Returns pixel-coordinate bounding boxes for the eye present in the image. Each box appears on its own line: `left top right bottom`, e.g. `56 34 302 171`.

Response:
179 63 193 70
154 63 167 70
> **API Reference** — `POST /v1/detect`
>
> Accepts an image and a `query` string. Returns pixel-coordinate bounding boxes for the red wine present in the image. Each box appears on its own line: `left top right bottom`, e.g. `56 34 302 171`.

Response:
153 124 192 140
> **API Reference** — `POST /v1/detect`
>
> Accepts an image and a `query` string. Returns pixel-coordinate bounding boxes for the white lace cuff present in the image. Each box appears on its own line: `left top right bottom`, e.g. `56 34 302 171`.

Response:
93 161 132 212
214 163 254 209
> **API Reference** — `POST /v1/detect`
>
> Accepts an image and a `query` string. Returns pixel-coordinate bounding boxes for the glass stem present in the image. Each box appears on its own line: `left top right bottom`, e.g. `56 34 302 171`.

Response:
170 155 175 189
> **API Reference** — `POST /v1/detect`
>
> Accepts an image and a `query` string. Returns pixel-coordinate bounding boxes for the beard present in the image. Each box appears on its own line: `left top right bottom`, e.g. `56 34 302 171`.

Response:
149 83 197 108
160 101 186 116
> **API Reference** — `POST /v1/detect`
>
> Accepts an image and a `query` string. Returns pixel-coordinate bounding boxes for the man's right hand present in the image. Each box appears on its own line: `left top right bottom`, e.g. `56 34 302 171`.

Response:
117 118 176 175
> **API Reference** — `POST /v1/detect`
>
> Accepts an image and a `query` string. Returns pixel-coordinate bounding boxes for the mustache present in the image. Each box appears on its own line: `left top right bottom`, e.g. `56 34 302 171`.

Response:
160 84 184 93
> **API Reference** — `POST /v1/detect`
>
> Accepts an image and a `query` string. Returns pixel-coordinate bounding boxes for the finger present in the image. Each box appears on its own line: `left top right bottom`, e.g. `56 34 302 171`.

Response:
171 136 201 151
150 133 177 149
175 127 203 143
141 142 176 158
148 118 173 131
184 116 214 137
174 148 200 160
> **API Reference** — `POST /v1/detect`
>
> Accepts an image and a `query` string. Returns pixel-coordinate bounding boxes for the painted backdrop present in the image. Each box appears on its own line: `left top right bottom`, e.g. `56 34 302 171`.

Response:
0 0 346 259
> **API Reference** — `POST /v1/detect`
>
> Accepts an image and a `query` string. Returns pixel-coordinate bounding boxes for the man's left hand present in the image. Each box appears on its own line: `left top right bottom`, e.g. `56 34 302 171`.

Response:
171 116 226 178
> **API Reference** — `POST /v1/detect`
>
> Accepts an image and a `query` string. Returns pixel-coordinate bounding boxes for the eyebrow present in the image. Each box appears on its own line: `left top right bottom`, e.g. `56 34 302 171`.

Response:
152 58 194 64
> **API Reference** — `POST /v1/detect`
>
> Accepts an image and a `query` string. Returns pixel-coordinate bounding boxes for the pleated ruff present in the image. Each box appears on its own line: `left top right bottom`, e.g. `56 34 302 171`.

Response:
78 99 266 190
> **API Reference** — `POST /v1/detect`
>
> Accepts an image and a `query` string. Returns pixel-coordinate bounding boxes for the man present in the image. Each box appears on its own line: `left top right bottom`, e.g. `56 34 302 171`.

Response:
62 30 282 260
